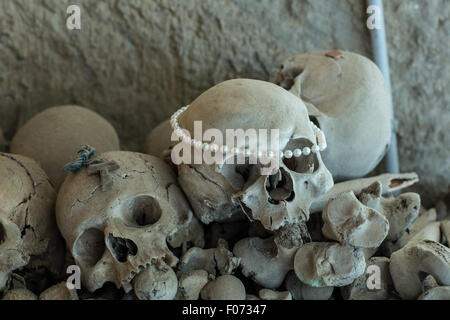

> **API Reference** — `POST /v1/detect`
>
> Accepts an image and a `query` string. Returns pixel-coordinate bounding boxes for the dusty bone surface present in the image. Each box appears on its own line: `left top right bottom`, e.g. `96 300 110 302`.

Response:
233 236 296 289
177 79 333 231
383 207 438 256
276 51 391 182
389 240 450 300
356 181 421 243
1 288 38 300
341 257 395 300
9 105 121 190
175 269 209 300
294 242 366 287
55 151 192 298
310 172 419 213
39 282 79 300
284 271 333 300
258 289 292 300
177 239 240 278
0 153 65 292
322 190 389 248
200 274 246 300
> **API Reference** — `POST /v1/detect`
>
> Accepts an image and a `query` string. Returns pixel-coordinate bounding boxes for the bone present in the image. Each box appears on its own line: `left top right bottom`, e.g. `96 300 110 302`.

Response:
175 269 209 300
39 282 79 300
142 119 172 158
278 51 393 182
177 239 240 278
176 79 334 229
418 286 450 300
259 289 292 300
2 288 38 300
10 105 120 190
56 151 189 293
389 240 450 300
200 275 246 300
383 208 438 255
0 154 65 292
423 275 439 292
178 247 217 277
132 261 178 300
341 257 395 300
233 236 296 289
285 271 333 300
440 221 450 246
356 182 421 243
167 214 205 251
310 173 419 213
322 191 389 248
294 242 366 287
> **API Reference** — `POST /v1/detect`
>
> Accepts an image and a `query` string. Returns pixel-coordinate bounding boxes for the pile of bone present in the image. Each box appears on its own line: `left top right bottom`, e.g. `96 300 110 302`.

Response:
0 51 448 300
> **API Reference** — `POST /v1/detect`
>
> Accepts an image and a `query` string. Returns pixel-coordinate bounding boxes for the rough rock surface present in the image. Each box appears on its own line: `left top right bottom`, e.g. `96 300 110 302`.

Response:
0 0 448 205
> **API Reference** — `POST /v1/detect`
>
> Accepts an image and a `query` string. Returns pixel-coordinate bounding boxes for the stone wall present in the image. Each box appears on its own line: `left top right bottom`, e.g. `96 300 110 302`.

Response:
0 0 448 206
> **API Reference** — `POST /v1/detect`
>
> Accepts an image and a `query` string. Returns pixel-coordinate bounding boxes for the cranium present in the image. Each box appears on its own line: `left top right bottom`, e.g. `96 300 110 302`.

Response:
55 151 192 299
0 153 65 291
276 51 391 181
175 79 333 234
10 105 120 190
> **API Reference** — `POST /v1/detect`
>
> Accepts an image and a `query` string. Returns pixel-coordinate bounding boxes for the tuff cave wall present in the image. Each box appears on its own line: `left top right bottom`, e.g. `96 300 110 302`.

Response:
0 0 448 206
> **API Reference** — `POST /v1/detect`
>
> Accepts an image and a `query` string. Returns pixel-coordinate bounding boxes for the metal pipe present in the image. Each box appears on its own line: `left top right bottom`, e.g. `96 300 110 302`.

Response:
367 0 400 174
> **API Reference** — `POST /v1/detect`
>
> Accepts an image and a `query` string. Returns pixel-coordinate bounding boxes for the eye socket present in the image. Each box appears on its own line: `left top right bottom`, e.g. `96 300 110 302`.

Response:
126 196 162 227
265 167 295 204
73 228 105 266
283 138 319 174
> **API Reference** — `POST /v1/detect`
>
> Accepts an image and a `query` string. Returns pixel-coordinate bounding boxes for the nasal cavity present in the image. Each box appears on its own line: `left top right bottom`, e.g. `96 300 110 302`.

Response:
265 168 295 204
107 234 137 263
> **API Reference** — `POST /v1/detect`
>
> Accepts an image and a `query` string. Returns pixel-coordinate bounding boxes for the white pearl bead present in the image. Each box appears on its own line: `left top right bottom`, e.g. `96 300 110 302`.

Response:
257 150 263 158
221 145 229 153
194 140 202 149
202 143 210 151
312 145 320 153
245 149 252 157
183 136 191 144
284 150 293 158
302 147 311 156
293 149 302 157
232 148 239 155
268 151 274 158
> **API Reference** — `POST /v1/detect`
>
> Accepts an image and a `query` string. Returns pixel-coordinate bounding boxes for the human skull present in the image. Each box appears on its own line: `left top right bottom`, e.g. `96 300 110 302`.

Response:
176 79 333 232
0 153 65 291
55 151 192 297
276 51 391 181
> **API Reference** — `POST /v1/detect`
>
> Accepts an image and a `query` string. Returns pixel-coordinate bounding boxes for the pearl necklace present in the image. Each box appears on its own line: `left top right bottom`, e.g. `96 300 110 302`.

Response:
170 105 327 159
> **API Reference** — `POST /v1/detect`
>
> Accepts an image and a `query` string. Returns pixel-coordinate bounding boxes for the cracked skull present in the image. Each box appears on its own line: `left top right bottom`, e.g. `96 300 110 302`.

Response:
0 153 65 291
176 79 334 232
276 51 391 181
55 151 192 297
